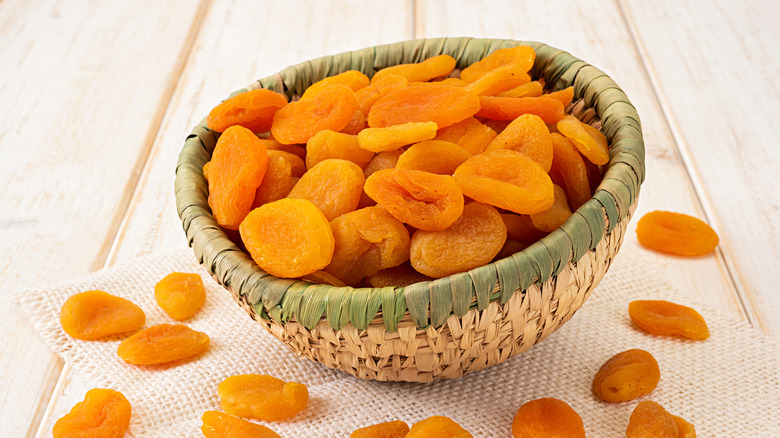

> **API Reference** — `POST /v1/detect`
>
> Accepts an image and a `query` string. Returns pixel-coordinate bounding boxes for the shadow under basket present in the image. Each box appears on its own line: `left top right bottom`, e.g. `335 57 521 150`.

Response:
175 37 645 382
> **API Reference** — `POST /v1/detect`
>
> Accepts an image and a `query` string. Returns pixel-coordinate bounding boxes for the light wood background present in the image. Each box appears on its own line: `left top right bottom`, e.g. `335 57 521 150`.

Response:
1 0 778 435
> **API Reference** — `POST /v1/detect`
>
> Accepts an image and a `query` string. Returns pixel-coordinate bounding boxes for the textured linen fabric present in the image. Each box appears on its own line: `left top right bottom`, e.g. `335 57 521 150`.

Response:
17 245 780 437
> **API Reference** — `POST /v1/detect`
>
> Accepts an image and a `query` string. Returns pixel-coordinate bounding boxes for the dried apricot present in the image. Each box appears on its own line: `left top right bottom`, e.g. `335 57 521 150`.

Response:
498 81 544 98
207 88 288 133
396 140 472 175
117 324 209 365
556 115 609 165
460 45 535 83
434 117 497 155
287 159 365 221
367 264 433 287
501 213 548 244
511 398 586 438
306 130 374 170
358 122 438 152
208 125 268 230
635 211 719 256
350 420 410 438
154 272 205 321
267 149 305 177
476 96 565 124
356 74 409 115
341 109 368 135
550 133 591 210
529 185 572 232
593 349 660 402
545 86 574 106
364 169 464 232
486 114 553 172
240 198 335 278
301 70 370 100
364 149 404 178
410 202 506 278
252 154 294 208
201 410 281 438
60 290 145 340
261 138 306 161
406 416 472 438
673 415 697 438
494 240 529 261
463 64 531 96
372 54 456 83
218 374 308 422
626 401 679 438
271 84 359 144
454 149 554 215
368 84 480 129
53 388 131 438
629 300 710 340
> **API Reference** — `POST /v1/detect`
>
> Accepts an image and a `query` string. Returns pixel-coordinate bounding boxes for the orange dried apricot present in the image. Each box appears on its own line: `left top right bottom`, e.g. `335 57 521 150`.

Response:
368 84 480 129
341 109 368 135
593 349 660 402
550 133 591 210
207 88 288 133
306 130 374 170
461 45 535 83
201 411 281 438
267 149 305 177
326 206 411 285
350 420 410 438
358 121 438 152
438 77 467 87
356 74 409 115
626 401 680 438
476 96 565 124
396 140 472 175
486 114 553 172
529 185 572 232
635 211 719 256
629 300 710 340
252 154 294 208
218 374 308 422
364 169 464 232
287 159 365 221
673 415 697 438
501 213 548 244
556 115 609 165
498 81 544 98
434 117 497 155
483 119 512 134
53 388 131 438
406 416 472 438
202 161 211 181
117 324 209 365
454 150 554 215
410 202 506 278
271 84 359 144
261 138 306 161
60 290 145 340
367 264 433 287
463 64 531 96
364 149 404 178
301 70 370 100
372 54 456 83
545 86 574 106
511 398 586 438
240 198 335 277
154 272 205 321
208 125 268 230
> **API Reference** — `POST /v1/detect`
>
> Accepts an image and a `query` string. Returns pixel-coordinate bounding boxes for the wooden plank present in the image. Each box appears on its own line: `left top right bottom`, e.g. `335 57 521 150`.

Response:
620 0 780 335
32 0 413 435
0 0 208 435
414 0 744 318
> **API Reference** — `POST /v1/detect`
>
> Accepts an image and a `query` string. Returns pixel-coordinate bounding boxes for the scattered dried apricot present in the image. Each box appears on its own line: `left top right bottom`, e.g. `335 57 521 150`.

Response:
154 272 206 321
406 416 472 438
53 388 131 438
207 88 288 133
350 420 410 438
626 401 680 438
629 300 710 340
218 374 308 422
635 211 719 256
117 324 209 365
201 410 281 438
511 398 586 438
60 290 145 340
271 84 359 144
593 349 660 402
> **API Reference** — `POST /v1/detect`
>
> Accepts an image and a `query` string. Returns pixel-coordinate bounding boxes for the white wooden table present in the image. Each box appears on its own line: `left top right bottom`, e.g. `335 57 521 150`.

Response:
2 0 778 435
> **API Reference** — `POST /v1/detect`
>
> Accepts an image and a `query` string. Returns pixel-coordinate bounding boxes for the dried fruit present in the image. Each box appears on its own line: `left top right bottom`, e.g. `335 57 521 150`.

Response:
363 149 404 179
207 88 288 133
410 202 506 278
406 416 472 438
252 154 294 208
486 114 553 172
529 185 572 232
208 125 268 230
368 84 480 129
117 324 209 365
463 64 531 96
550 133 591 210
356 74 409 115
154 272 206 321
511 398 586 438
240 198 335 278
60 290 145 340
53 388 131 438
372 54 456 83
593 349 660 402
358 121 438 152
271 84 359 144
268 149 306 177
434 117 497 155
287 159 365 221
301 70 370 100
460 45 535 83
454 149 554 215
261 138 306 161
396 140 472 175
367 264 433 287
626 401 680 438
556 115 609 165
494 240 529 261
673 415 697 438
498 81 544 98
306 130 374 170
501 213 548 244
629 300 710 340
201 410 281 438
218 374 308 421
635 211 719 256
476 96 565 124
364 169 464 232
341 109 368 135
545 86 574 106
350 420 410 438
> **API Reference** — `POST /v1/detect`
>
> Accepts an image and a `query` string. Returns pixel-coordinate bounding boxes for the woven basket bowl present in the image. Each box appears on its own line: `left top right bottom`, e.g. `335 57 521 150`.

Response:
175 37 644 383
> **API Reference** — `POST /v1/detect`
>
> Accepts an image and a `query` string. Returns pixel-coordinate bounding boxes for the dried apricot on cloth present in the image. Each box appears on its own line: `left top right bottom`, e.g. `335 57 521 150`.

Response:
287 159 365 221
239 198 335 278
368 84 480 129
271 84 359 144
556 115 609 165
53 388 131 438
593 349 660 402
201 410 281 438
635 211 719 256
154 272 205 321
629 300 710 340
207 88 287 133
218 374 309 421
350 420 410 438
406 416 472 438
60 290 145 340
626 401 681 438
117 324 209 365
511 398 586 438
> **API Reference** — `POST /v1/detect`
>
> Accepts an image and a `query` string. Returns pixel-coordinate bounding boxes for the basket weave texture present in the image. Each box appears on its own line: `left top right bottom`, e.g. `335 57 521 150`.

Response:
175 37 644 382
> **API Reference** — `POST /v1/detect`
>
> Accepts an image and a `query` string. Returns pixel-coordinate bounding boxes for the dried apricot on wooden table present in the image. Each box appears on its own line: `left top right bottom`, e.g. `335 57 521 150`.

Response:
511 398 586 438
53 388 131 438
406 416 472 438
626 401 685 438
117 324 210 365
593 349 660 402
207 88 288 133
629 300 710 340
635 211 719 256
350 420 410 438
154 272 205 321
271 83 359 144
201 410 281 438
218 374 309 421
239 198 335 278
60 290 145 340
368 83 480 129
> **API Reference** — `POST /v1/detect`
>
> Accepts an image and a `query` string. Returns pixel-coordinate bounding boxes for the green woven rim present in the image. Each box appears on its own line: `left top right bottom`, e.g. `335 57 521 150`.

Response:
175 37 644 333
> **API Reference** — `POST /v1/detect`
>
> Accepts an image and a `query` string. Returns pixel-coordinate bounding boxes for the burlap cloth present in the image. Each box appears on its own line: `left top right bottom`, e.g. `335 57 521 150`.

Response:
16 243 780 437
